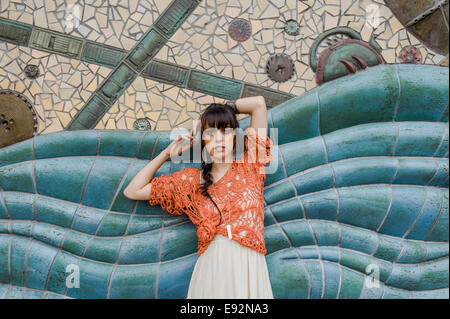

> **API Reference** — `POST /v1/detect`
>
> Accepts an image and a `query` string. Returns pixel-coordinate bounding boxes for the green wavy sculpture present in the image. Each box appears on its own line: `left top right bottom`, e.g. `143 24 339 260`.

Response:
0 63 448 298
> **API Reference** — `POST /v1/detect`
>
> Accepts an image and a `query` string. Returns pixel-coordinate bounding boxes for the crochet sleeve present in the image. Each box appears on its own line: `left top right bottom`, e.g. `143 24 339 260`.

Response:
148 167 196 216
244 126 274 182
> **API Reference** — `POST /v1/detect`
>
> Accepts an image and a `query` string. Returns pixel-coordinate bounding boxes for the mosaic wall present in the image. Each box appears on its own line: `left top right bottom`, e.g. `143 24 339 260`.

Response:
0 0 448 137
0 0 448 299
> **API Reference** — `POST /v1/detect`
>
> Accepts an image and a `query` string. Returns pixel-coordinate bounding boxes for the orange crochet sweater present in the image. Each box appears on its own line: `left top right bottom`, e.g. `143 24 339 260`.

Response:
148 126 274 256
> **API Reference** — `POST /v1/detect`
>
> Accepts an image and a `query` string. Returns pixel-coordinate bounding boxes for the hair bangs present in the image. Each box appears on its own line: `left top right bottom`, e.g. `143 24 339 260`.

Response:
201 103 239 132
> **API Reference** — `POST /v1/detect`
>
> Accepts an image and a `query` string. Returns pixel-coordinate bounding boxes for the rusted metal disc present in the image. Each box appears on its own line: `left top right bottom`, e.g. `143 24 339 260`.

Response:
24 64 40 79
228 18 252 42
399 45 422 63
266 54 295 83
0 90 38 149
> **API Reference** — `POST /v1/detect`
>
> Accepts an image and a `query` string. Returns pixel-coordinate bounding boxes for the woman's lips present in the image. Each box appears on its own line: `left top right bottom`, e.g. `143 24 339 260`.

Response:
214 146 226 152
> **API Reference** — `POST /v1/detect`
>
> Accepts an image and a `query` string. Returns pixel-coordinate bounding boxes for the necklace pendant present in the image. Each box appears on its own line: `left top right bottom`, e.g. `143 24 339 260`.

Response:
226 224 232 240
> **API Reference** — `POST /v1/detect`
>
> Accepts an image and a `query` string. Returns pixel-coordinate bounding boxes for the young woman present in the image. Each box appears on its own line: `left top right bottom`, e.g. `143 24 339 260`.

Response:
123 96 274 299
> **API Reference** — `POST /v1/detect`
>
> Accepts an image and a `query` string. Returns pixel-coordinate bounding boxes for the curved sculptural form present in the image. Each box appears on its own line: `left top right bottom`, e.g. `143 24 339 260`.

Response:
0 64 448 299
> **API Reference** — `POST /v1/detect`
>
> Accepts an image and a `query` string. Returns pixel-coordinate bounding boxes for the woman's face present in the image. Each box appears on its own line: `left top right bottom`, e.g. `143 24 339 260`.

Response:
202 124 235 163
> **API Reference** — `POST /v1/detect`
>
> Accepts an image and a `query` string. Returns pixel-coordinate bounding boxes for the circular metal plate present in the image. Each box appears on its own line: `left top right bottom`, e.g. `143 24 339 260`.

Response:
266 54 295 83
228 18 252 42
0 90 38 149
24 64 40 79
284 19 300 36
133 118 151 131
399 45 422 63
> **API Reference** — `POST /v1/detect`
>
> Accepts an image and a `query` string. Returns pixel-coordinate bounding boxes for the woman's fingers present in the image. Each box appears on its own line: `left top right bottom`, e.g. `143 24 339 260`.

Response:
171 132 194 155
175 134 189 143
170 132 194 157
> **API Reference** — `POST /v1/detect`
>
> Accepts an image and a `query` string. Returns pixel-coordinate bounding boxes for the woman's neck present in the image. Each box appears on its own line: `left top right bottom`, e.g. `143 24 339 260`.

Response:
211 158 233 177
211 161 232 171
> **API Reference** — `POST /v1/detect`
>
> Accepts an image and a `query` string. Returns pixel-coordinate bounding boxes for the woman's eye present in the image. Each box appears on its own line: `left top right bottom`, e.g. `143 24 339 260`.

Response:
204 128 232 137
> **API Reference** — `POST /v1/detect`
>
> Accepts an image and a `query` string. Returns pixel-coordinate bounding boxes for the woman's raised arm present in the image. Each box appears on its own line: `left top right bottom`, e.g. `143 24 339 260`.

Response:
123 129 194 201
235 96 268 141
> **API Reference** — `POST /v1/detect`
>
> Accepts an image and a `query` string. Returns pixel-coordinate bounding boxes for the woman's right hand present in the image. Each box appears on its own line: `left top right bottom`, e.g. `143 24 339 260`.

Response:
163 128 195 157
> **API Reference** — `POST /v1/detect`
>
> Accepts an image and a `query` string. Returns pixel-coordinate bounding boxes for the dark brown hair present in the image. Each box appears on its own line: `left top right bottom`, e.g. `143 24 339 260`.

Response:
199 103 239 226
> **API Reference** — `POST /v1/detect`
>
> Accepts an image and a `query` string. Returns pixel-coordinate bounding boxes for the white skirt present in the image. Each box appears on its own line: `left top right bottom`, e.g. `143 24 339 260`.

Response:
186 234 274 299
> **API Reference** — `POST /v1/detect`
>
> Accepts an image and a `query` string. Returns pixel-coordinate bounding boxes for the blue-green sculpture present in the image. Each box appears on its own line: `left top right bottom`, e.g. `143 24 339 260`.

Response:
0 64 448 298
